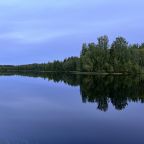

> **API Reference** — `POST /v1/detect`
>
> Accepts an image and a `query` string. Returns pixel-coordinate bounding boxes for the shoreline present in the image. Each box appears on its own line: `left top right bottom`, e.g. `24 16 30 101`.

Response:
0 70 142 75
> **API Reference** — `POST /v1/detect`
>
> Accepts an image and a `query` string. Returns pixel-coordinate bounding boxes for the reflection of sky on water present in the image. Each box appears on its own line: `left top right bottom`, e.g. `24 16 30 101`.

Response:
0 76 143 144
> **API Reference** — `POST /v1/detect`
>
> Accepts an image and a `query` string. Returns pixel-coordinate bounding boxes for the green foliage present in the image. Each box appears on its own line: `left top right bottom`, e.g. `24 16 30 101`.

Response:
0 35 144 73
80 36 144 73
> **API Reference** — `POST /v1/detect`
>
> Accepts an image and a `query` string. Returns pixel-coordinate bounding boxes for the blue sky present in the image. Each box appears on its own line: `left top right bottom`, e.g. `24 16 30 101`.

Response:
0 0 144 64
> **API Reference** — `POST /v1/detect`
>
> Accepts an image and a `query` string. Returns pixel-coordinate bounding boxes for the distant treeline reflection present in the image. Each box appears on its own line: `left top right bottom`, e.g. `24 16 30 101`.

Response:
1 72 144 111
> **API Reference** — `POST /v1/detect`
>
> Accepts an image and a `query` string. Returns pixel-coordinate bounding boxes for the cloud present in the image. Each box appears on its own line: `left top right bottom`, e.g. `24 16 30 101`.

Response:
0 29 80 44
0 0 144 64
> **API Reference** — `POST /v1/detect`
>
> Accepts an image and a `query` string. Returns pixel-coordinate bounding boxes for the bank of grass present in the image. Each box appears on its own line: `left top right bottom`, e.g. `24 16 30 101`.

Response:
0 69 141 76
71 71 123 75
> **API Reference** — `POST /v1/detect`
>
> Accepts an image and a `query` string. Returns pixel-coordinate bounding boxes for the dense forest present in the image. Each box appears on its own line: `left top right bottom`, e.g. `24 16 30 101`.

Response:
0 36 144 73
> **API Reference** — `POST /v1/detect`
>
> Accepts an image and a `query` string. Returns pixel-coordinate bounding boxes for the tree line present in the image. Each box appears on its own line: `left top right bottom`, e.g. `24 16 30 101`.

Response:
0 35 144 73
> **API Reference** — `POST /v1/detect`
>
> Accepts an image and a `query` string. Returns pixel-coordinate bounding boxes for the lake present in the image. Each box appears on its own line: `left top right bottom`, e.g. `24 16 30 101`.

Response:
0 73 144 144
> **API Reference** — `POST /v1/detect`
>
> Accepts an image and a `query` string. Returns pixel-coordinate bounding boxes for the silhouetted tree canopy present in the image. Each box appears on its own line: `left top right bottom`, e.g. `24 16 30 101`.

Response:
0 35 144 73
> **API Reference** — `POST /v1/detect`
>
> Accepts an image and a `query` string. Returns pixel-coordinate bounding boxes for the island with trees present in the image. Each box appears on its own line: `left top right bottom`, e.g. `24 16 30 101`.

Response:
0 35 144 74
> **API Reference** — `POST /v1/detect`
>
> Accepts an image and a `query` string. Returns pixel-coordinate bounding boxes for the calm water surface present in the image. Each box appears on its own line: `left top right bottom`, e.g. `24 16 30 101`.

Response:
0 74 144 144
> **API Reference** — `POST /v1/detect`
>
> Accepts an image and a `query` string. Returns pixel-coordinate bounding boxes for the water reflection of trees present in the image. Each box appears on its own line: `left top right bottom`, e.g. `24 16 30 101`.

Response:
0 72 144 111
80 75 144 111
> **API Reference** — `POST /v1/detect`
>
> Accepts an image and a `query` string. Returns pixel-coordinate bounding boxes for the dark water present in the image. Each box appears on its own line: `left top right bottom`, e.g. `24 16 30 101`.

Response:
0 73 144 144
